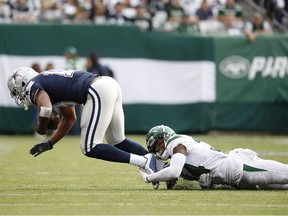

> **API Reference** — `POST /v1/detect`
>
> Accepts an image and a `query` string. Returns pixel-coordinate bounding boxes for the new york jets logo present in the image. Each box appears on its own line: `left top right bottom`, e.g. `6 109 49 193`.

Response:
219 56 250 79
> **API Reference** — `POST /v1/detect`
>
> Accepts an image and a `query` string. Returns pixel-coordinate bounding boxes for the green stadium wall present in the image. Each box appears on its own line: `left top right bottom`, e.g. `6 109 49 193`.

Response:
0 24 288 134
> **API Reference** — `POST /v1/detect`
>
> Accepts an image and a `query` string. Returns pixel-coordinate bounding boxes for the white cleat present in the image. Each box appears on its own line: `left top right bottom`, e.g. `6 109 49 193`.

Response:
142 153 159 190
143 153 157 174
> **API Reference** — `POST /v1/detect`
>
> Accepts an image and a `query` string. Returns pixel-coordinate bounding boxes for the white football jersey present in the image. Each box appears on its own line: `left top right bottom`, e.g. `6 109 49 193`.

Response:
166 134 227 170
166 134 243 185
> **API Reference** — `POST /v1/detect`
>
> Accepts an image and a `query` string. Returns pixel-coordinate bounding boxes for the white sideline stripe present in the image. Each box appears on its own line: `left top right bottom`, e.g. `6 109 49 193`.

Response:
277 139 288 145
220 151 288 157
0 192 282 196
259 151 288 156
0 184 149 189
0 203 287 208
197 203 288 207
0 203 175 206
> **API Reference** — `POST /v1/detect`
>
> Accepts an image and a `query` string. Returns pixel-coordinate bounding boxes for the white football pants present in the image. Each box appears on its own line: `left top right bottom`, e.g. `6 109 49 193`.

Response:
231 149 288 189
80 76 126 154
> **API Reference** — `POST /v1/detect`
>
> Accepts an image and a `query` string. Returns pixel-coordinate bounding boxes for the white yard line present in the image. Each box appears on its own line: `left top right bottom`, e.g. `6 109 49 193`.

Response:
0 191 284 197
258 151 288 156
0 203 287 208
196 203 288 208
276 139 288 145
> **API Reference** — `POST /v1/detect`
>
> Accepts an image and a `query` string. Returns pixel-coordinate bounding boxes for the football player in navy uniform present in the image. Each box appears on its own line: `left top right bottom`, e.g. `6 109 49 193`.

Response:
7 67 157 175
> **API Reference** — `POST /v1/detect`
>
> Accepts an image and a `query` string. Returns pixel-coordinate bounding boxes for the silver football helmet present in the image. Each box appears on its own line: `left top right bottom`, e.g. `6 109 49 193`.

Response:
7 67 38 110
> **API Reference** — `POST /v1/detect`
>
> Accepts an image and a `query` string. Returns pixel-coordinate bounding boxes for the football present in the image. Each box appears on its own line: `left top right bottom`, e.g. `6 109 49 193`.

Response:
47 111 61 130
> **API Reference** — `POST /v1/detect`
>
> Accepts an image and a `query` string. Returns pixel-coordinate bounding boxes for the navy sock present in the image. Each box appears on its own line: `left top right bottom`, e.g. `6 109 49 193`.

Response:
115 139 148 155
85 144 130 163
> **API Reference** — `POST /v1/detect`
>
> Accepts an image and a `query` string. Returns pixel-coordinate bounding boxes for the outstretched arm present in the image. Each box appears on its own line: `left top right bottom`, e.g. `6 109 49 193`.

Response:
30 105 76 157
145 144 187 182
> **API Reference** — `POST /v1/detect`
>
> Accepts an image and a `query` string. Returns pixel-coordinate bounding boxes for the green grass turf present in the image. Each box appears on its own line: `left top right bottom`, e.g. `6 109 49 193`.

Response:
0 134 288 215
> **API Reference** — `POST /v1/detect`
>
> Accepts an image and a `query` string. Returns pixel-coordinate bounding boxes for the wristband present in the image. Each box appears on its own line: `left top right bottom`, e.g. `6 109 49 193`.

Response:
36 128 46 135
39 106 52 118
46 140 53 149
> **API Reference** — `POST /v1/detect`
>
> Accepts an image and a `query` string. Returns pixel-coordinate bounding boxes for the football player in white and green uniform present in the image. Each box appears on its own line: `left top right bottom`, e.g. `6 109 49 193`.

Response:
140 125 288 190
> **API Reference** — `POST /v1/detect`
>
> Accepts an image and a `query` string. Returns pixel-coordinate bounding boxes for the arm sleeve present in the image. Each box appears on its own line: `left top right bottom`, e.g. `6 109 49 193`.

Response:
147 153 186 182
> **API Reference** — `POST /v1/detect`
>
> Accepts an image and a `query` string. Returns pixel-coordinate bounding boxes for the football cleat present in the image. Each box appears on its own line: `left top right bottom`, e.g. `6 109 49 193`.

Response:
142 153 159 190
143 153 157 174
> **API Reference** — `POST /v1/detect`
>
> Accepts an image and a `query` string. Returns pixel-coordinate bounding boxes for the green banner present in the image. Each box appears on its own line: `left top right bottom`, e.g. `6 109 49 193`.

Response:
215 35 288 103
0 24 213 60
1 24 288 133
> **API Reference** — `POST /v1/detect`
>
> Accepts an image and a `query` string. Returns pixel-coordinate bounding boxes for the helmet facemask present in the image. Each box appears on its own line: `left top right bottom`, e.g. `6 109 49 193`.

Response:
10 87 30 110
146 125 175 160
147 134 165 154
155 135 171 160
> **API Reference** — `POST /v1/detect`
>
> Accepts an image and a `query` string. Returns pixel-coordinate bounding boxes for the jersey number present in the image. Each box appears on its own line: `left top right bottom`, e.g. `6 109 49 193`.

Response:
42 70 75 77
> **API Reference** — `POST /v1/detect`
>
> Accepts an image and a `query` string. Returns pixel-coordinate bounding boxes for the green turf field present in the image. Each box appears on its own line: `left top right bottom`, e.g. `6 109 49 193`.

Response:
0 134 288 215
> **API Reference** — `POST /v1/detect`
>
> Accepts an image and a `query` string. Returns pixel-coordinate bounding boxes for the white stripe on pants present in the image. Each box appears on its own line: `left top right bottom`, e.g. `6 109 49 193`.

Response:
80 76 126 154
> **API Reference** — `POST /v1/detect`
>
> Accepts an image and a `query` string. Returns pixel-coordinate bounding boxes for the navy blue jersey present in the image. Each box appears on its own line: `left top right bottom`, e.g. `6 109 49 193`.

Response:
26 70 97 106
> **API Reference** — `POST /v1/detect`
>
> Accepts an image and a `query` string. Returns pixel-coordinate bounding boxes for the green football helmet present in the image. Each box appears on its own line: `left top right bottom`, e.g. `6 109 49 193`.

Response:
146 125 175 154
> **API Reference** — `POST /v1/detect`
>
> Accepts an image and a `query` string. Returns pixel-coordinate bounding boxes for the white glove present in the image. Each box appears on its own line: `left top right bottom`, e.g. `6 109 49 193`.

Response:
139 169 160 190
139 168 150 183
198 173 212 189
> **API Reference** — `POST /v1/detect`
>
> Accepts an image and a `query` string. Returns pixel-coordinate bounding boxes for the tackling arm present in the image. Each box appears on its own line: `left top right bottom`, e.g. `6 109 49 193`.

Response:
146 144 187 182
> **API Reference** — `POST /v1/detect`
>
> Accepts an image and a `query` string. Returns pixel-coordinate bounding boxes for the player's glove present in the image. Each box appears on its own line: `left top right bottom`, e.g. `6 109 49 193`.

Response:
30 140 53 157
198 173 212 189
166 178 178 189
139 168 159 190
162 162 178 189
139 168 150 183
